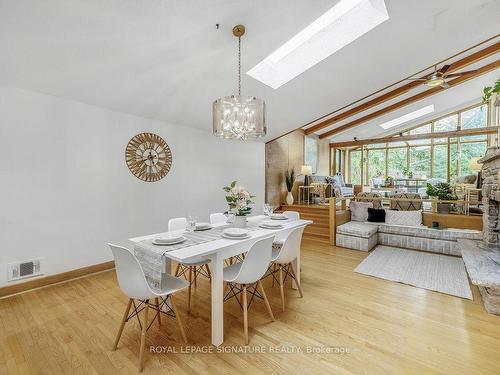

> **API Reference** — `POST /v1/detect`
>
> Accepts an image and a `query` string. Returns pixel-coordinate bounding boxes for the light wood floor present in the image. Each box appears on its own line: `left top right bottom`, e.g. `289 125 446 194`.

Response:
1 240 500 374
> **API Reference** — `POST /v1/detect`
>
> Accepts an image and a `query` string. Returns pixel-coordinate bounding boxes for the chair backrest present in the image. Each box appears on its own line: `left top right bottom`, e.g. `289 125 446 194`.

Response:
356 192 382 209
390 192 423 211
108 244 151 299
230 236 274 284
274 226 305 264
168 217 187 231
283 211 300 220
210 213 227 225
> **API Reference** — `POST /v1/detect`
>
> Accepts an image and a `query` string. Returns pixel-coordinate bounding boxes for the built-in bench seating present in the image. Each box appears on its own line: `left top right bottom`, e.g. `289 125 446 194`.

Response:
336 221 482 256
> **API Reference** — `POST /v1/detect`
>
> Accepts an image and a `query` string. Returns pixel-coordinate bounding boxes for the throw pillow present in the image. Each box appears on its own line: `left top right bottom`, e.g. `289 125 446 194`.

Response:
349 201 373 222
367 208 385 223
385 209 422 226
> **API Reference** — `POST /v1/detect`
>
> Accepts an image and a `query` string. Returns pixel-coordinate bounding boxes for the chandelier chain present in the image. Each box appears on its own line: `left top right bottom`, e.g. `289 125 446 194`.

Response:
237 36 241 96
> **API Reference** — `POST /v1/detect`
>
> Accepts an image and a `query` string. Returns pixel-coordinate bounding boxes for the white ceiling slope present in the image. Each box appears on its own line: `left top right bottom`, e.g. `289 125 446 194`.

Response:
0 0 499 141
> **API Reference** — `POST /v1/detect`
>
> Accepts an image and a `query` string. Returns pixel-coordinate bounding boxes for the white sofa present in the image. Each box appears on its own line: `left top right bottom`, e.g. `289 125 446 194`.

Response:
336 221 482 255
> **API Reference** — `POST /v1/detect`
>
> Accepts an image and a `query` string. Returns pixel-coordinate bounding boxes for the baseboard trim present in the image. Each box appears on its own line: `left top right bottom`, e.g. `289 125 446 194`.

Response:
0 261 115 298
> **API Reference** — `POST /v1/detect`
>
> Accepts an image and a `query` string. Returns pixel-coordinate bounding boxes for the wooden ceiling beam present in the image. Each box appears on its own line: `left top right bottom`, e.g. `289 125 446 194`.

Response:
305 42 500 135
329 126 499 148
320 59 500 139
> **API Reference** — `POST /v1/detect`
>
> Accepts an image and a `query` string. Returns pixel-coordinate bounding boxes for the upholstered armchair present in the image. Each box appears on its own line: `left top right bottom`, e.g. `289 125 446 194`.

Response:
327 174 354 197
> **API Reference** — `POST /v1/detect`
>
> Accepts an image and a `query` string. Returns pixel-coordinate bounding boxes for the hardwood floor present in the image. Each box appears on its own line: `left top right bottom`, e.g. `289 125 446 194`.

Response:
1 240 500 374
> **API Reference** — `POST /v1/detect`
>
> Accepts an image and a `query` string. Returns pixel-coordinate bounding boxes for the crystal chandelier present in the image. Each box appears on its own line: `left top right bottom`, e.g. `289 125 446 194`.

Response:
213 25 266 140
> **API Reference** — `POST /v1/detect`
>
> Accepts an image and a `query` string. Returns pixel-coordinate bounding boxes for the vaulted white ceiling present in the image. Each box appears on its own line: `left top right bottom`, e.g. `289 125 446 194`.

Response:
0 0 499 141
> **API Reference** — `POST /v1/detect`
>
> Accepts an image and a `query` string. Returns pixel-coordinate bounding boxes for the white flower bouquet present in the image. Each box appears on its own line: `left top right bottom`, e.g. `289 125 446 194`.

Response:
223 181 255 216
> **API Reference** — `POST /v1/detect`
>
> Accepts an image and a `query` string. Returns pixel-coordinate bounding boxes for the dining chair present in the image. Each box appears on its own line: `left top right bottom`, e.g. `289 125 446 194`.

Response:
209 212 227 225
168 217 212 312
223 236 276 345
268 226 305 312
108 244 188 372
210 212 244 265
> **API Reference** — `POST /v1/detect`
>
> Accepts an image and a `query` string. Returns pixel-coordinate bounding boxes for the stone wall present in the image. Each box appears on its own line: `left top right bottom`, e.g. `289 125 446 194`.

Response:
265 129 305 207
479 147 500 244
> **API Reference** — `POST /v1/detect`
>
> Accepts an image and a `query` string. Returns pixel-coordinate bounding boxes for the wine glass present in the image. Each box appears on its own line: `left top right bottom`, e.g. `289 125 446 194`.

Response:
187 215 197 232
263 203 271 216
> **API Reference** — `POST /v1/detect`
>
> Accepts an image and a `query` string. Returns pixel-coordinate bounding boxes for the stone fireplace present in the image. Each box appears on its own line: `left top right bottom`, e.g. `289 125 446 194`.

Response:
457 147 500 315
480 147 500 245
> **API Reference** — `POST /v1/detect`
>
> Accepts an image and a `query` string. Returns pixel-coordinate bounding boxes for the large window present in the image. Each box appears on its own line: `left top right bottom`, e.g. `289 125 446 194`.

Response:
367 149 386 183
387 148 407 177
346 103 490 184
410 146 431 179
349 150 362 185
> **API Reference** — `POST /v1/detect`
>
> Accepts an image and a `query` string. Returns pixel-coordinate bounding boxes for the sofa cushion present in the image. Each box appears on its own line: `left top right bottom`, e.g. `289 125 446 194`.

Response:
349 201 373 221
385 209 422 226
367 208 386 223
337 221 378 238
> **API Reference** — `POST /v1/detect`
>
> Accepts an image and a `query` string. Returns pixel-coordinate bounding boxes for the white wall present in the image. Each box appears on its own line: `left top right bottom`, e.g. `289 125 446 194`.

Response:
0 85 265 287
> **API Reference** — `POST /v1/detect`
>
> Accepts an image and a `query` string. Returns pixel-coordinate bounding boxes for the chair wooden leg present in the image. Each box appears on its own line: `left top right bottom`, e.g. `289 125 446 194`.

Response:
138 301 149 372
289 263 304 298
205 264 212 280
279 266 285 312
174 263 181 277
170 295 188 344
194 266 198 287
272 263 276 287
155 298 161 326
188 266 193 312
258 281 275 321
242 284 249 345
113 298 132 350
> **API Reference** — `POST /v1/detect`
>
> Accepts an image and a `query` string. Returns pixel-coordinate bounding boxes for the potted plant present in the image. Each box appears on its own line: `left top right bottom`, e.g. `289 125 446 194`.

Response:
426 183 439 212
433 182 458 214
384 176 394 188
285 169 295 205
223 181 255 227
483 79 500 107
402 167 413 179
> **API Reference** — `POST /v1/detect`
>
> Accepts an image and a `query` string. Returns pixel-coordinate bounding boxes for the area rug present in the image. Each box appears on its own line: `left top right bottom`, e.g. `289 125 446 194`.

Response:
354 246 472 300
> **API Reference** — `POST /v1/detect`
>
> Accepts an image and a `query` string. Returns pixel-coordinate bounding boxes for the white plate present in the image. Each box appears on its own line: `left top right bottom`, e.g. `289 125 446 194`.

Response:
195 222 212 231
260 224 284 230
222 233 251 240
261 220 282 227
223 228 249 237
270 214 288 220
152 237 186 246
155 233 184 244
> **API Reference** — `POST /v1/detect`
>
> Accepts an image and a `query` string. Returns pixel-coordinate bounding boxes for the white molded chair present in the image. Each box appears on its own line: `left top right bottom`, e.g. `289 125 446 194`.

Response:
168 217 211 312
273 211 300 246
223 236 276 345
109 244 188 372
269 226 305 312
209 212 227 225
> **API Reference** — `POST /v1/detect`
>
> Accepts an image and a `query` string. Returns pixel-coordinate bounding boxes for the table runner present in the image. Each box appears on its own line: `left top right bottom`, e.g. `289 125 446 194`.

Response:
134 223 262 288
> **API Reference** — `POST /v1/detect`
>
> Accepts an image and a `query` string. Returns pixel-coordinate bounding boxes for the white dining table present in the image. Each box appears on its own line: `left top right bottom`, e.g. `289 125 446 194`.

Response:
129 215 312 346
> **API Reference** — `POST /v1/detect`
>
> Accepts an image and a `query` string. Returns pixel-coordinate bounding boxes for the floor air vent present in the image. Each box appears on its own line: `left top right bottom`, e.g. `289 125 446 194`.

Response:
8 259 43 281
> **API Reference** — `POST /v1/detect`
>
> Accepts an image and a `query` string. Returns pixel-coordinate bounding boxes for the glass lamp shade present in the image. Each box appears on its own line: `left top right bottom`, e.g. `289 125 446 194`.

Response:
213 95 266 140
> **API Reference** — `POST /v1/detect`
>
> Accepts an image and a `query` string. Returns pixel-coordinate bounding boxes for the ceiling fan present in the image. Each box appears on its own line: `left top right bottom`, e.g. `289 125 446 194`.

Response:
406 64 478 89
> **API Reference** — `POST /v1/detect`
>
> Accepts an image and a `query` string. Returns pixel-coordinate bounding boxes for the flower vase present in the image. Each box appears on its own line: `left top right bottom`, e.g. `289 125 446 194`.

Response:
233 215 247 228
286 191 294 205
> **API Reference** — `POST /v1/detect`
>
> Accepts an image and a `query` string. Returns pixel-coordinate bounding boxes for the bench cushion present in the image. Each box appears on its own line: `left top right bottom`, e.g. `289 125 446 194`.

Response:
377 223 482 241
337 222 378 238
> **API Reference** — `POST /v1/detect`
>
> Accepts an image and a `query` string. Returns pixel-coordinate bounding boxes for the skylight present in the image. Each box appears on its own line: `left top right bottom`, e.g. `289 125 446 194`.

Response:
247 0 389 89
379 105 435 130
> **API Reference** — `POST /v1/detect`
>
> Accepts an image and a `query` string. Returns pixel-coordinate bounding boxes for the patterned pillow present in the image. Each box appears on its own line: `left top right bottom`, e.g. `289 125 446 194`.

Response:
349 201 373 222
385 209 422 227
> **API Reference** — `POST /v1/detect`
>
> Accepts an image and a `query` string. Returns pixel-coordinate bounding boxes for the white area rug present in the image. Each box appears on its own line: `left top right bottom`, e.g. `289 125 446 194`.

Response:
354 246 473 300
